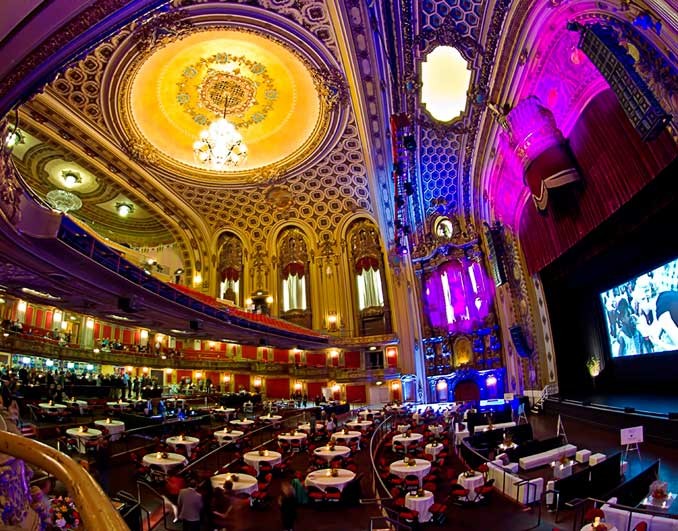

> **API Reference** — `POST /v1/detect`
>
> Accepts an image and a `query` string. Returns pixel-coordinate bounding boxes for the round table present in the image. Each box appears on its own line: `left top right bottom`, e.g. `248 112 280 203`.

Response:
259 414 282 422
305 469 356 492
313 445 351 463
213 407 236 417
298 422 325 433
405 490 435 522
64 399 88 414
393 433 423 451
358 410 381 418
66 428 102 453
210 473 258 494
458 472 485 501
166 436 200 454
346 420 372 430
424 443 444 458
214 430 244 445
331 431 362 447
94 419 125 441
142 452 187 472
277 432 307 444
39 403 67 410
230 419 255 428
580 525 617 531
389 459 432 485
429 425 444 436
243 450 282 473
106 401 130 410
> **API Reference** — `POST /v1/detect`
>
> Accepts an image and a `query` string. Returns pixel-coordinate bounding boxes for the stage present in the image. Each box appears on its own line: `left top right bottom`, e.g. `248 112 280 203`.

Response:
545 392 678 445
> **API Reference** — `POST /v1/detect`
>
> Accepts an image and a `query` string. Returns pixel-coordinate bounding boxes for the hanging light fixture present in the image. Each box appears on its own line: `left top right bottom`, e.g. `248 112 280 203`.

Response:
193 95 248 169
115 202 134 217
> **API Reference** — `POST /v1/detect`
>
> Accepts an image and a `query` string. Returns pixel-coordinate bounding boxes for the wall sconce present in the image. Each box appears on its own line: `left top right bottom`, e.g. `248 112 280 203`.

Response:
193 273 203 286
391 381 400 390
54 310 63 322
386 347 397 358
486 375 498 386
253 376 262 388
265 295 274 304
126 366 134 373
331 384 340 393
329 350 339 359
86 318 94 329
142 367 149 374
17 300 27 312
165 368 173 375
327 312 338 331
140 330 149 340
294 382 302 391
223 374 231 383
195 371 202 379
436 380 448 391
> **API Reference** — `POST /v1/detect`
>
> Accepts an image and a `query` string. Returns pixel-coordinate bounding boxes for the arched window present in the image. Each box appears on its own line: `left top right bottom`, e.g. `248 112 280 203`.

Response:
217 233 243 305
278 228 311 327
348 220 391 335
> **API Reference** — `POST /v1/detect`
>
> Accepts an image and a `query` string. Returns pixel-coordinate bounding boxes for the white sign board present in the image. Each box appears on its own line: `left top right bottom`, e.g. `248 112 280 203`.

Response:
620 426 644 446
504 393 515 401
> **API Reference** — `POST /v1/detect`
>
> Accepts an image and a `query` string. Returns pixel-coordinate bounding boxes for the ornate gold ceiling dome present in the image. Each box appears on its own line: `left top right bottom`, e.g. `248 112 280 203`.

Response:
101 4 348 185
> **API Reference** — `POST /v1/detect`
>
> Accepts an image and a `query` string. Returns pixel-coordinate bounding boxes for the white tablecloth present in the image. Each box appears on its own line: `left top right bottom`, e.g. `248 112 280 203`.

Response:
405 491 435 522
213 407 236 417
397 425 409 434
393 433 423 451
331 431 362 447
142 453 187 472
346 420 372 430
580 525 617 531
389 459 431 485
358 410 381 418
277 432 307 444
230 419 255 428
166 436 200 453
458 472 484 501
473 421 516 433
66 428 102 453
214 430 244 444
64 400 88 414
305 469 356 492
298 421 325 432
210 473 258 494
243 450 282 473
429 425 444 436
39 403 67 410
313 445 351 462
259 415 282 422
424 443 444 458
94 419 125 441
106 401 130 410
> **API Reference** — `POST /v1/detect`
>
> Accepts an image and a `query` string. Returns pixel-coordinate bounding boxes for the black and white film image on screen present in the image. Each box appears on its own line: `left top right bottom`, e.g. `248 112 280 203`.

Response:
600 257 678 357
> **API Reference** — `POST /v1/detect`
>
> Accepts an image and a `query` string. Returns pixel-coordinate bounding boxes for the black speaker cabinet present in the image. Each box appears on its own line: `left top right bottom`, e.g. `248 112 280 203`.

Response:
509 325 532 358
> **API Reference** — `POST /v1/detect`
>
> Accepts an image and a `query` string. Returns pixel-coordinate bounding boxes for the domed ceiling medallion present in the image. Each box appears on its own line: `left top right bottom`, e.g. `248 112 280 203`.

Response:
104 17 346 185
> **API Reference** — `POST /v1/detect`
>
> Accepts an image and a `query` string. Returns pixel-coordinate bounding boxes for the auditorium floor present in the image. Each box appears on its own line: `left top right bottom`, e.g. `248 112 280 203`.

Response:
38 409 678 530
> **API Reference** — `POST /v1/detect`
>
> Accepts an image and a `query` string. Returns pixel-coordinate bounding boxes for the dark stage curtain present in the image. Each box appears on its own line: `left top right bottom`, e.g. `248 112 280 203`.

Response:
265 378 290 399
520 89 676 273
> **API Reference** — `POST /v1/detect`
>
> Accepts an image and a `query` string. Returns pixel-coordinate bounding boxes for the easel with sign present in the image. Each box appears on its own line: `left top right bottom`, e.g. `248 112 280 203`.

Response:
621 426 643 462
556 414 568 444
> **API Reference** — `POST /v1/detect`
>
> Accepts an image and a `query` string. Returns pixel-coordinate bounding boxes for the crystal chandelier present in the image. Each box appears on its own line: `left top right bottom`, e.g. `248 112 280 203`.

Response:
193 96 248 169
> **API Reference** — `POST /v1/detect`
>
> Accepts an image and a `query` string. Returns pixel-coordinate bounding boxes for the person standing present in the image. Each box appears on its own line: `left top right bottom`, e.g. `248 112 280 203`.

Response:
177 477 203 531
279 482 297 531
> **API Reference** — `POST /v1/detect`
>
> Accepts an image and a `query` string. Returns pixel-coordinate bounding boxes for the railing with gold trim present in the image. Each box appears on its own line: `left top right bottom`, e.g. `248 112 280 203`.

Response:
0 430 129 530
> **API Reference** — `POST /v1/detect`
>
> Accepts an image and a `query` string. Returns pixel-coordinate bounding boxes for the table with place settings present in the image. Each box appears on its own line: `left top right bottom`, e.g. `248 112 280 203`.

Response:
305 469 356 492
277 432 307 444
313 445 351 463
213 407 236 418
142 452 187 472
106 401 130 410
331 430 362 448
346 420 372 430
405 490 435 522
214 429 244 445
210 473 258 494
230 419 255 428
424 442 444 458
64 399 89 415
259 414 282 422
389 459 431 485
458 472 485 501
358 410 381 418
298 421 325 433
39 402 67 411
392 432 423 451
243 450 282 474
65 427 102 453
94 419 125 441
165 436 200 454
429 425 444 436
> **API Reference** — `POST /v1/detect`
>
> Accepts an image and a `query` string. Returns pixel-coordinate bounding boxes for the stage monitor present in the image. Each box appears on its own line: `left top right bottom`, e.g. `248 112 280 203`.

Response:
600 256 678 358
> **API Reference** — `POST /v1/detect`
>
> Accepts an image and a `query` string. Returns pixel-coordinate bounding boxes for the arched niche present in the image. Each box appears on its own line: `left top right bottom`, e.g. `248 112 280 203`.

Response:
277 227 312 328
216 232 244 305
